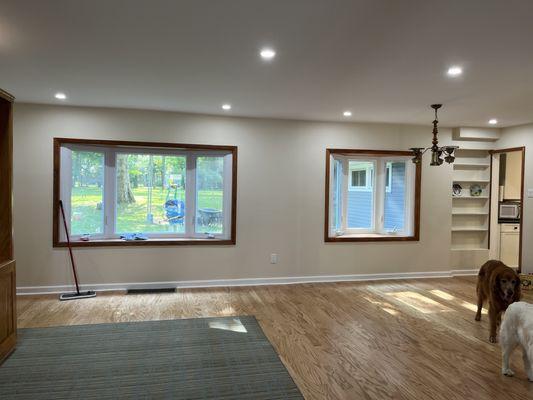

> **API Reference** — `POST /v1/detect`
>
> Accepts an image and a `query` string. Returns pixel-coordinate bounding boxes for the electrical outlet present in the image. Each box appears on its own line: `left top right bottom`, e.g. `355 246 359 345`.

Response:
270 254 278 264
528 189 533 198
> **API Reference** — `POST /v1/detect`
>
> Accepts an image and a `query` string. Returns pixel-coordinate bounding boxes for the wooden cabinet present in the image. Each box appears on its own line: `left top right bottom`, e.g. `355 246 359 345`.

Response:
0 88 15 364
504 151 523 200
0 261 16 363
500 224 520 268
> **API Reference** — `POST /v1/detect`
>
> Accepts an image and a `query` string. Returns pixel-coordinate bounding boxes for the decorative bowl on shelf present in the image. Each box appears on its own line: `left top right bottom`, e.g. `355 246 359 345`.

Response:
470 184 482 197
452 183 462 197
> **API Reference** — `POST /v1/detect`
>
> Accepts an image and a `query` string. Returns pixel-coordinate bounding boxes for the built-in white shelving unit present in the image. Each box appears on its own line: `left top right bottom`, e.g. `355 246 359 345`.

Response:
451 149 492 267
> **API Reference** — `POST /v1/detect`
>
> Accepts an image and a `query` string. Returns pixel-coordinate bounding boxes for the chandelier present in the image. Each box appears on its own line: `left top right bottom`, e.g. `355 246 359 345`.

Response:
410 104 458 165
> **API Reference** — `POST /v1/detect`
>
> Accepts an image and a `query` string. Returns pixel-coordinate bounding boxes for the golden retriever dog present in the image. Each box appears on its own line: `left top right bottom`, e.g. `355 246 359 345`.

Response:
475 260 521 343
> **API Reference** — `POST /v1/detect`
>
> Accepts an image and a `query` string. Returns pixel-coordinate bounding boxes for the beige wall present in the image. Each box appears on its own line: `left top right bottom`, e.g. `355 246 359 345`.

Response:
13 103 456 288
496 125 533 273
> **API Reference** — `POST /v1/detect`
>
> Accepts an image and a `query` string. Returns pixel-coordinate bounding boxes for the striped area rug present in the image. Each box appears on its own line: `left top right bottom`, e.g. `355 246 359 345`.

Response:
0 316 303 399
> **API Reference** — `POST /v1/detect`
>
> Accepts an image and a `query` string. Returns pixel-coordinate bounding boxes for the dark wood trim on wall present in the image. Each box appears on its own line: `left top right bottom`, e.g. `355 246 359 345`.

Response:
487 155 493 250
324 149 332 243
519 147 525 273
324 149 422 243
230 147 238 244
0 95 14 262
489 147 525 155
53 239 236 248
413 158 422 241
52 138 61 248
0 88 16 365
53 137 238 247
328 149 414 156
0 89 15 103
54 137 237 151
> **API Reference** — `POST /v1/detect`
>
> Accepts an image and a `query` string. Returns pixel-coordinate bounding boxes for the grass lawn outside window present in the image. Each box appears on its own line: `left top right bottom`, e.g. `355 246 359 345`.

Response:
71 186 223 234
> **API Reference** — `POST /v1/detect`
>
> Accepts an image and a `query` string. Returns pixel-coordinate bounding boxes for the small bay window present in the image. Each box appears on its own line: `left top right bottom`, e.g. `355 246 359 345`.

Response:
326 149 421 242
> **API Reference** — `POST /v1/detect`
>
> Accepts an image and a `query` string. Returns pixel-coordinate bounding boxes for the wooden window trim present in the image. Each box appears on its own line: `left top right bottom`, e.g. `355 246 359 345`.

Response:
53 138 238 247
324 149 421 242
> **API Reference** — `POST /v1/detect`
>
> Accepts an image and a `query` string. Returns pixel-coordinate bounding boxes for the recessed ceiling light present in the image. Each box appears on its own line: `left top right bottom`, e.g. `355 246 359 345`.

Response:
260 48 276 60
221 104 232 110
54 92 67 100
447 66 463 77
343 111 352 117
488 118 498 125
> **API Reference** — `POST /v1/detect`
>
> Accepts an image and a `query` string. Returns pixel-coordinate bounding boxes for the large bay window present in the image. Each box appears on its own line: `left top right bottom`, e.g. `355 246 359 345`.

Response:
53 138 237 246
325 149 421 242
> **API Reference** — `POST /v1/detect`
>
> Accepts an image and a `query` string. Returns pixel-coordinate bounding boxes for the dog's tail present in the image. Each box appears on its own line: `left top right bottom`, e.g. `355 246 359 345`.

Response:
476 261 490 295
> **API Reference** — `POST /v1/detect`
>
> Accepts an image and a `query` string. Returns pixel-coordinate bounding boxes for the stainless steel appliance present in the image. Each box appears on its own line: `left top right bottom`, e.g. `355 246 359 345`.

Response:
499 202 520 221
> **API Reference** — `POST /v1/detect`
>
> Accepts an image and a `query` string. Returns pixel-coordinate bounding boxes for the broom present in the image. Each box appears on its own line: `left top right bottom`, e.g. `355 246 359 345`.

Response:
58 200 96 301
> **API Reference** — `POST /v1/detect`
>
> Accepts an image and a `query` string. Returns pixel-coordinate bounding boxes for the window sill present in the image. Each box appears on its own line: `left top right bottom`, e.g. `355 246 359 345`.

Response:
53 237 235 248
325 233 418 242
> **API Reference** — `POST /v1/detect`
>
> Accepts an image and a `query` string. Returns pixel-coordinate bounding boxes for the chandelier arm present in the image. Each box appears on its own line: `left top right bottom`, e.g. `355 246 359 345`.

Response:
409 104 459 165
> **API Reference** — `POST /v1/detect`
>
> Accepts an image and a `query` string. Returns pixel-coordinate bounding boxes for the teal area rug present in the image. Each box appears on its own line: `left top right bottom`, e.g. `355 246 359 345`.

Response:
0 316 303 399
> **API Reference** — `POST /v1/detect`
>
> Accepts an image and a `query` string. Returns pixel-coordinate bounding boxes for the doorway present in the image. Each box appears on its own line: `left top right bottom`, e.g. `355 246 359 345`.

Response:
489 147 525 272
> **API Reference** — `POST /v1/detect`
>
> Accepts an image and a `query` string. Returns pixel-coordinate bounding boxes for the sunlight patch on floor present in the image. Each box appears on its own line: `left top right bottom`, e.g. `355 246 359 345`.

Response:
362 296 399 315
460 301 488 314
430 289 455 300
386 291 453 314
219 306 236 316
208 318 247 333
429 289 487 314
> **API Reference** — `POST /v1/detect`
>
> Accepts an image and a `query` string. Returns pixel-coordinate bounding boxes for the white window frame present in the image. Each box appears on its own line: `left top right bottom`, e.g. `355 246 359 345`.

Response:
59 144 233 241
348 164 373 192
385 162 392 193
329 154 415 238
348 162 391 192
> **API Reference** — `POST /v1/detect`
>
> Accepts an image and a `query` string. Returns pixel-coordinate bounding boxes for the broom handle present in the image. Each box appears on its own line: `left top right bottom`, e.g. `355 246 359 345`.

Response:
59 200 81 295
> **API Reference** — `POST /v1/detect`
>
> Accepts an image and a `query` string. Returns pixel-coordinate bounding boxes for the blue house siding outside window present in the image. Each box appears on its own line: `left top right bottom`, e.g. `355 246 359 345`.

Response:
347 162 405 230
347 191 373 228
384 162 405 231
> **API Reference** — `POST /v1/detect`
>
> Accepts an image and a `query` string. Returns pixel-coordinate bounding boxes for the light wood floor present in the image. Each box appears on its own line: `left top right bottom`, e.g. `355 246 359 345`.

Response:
17 277 533 400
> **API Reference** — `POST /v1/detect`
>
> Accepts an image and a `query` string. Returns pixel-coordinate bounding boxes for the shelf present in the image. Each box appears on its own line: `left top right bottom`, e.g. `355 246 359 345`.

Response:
452 211 489 215
451 247 489 251
451 227 488 232
453 179 490 184
453 163 490 168
452 195 489 199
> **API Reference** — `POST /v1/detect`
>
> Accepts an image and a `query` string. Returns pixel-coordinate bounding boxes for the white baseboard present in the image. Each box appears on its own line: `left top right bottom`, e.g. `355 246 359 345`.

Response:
16 269 478 295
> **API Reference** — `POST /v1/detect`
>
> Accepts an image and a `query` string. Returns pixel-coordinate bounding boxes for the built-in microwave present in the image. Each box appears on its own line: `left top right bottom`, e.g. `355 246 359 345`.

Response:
499 202 520 220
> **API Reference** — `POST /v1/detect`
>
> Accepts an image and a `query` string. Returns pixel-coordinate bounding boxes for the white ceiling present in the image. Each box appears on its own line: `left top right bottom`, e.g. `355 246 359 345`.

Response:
1 0 533 127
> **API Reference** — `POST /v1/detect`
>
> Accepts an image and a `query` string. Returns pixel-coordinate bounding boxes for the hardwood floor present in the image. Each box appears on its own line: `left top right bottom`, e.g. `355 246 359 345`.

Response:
16 277 533 399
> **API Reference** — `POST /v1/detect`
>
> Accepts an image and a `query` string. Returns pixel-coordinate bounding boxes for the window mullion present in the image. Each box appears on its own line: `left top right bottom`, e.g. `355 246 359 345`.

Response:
375 159 385 234
405 162 415 236
60 147 73 241
104 150 116 238
342 157 348 233
185 154 197 237
222 154 232 239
